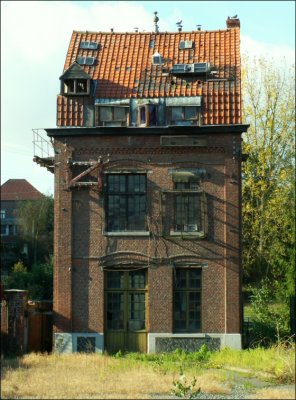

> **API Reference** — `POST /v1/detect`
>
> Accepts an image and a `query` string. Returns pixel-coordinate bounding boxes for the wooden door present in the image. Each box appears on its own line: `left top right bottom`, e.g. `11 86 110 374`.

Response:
105 269 147 353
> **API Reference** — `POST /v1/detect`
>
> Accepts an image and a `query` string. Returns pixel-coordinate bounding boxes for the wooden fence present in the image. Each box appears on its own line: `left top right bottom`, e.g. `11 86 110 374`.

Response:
1 289 52 355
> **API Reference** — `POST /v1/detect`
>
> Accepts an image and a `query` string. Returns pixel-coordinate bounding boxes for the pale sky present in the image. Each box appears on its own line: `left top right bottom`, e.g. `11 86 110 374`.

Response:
1 1 295 195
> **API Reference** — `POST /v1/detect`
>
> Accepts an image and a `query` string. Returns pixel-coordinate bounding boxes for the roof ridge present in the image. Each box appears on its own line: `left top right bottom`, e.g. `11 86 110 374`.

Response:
72 28 238 35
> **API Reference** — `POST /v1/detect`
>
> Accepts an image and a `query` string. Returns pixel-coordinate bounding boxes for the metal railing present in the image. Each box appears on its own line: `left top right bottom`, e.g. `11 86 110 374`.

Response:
32 129 54 159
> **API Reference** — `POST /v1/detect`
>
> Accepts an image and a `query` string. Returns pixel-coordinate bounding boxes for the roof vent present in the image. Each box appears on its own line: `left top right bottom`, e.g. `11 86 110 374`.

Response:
153 11 159 33
171 62 211 75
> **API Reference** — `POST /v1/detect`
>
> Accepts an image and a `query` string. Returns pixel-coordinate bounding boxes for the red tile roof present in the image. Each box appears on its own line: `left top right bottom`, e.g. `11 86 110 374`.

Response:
58 22 242 126
1 179 43 201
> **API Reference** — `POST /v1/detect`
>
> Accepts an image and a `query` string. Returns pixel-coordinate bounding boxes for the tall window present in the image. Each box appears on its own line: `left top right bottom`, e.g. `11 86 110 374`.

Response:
138 105 157 126
174 182 202 233
174 268 201 332
1 225 8 236
0 210 5 219
106 174 147 232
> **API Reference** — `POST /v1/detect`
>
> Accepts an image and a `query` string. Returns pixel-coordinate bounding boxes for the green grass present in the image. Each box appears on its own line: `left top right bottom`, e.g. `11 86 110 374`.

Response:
208 345 295 383
112 343 295 384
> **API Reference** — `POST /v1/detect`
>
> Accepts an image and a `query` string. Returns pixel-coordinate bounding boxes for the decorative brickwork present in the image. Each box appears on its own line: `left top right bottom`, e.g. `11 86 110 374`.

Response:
155 337 220 352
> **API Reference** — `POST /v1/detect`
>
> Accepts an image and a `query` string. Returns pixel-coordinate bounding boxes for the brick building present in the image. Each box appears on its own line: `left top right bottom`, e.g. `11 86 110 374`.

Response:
37 14 249 353
1 179 43 274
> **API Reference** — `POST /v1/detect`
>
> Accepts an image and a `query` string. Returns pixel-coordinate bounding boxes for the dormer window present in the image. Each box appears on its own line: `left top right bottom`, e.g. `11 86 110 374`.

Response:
63 78 89 95
166 97 202 126
95 106 129 126
60 62 92 96
152 52 162 65
167 106 201 126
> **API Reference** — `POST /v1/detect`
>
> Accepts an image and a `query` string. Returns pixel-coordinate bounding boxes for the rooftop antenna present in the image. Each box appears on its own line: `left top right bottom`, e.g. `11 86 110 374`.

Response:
154 11 159 33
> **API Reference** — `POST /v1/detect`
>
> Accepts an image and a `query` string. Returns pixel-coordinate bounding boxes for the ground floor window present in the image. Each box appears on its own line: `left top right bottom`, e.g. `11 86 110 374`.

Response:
174 268 201 332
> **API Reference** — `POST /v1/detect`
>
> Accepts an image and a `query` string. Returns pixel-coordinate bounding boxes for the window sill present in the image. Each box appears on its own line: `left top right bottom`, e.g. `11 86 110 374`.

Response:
169 231 206 239
104 231 150 237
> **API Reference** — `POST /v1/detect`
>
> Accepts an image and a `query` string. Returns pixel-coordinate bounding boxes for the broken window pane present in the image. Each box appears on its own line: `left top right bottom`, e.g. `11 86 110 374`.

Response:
77 80 88 93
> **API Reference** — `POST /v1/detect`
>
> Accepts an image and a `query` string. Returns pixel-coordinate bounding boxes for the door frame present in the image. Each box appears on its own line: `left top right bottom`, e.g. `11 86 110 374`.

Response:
104 268 148 353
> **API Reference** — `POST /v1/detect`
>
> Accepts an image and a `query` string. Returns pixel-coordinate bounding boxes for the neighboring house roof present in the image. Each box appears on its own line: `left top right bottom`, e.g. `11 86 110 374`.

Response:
1 179 43 201
58 18 242 127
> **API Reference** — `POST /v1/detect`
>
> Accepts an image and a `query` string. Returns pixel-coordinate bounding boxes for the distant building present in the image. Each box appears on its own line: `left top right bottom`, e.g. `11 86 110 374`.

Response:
36 14 249 353
1 179 43 274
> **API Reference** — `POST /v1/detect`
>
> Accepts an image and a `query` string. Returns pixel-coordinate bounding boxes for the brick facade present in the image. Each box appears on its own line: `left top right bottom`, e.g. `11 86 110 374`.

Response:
39 17 248 352
46 128 245 352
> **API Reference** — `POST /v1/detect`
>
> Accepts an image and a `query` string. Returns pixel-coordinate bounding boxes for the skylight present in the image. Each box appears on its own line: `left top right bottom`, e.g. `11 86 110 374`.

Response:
77 56 95 66
80 41 99 50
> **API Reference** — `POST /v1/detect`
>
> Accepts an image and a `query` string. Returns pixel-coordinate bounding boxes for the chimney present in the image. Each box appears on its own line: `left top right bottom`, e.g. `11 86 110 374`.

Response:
226 16 240 29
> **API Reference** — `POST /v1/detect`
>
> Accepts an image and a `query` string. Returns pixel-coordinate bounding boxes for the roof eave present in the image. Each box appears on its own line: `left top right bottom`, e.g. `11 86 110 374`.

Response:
45 124 250 137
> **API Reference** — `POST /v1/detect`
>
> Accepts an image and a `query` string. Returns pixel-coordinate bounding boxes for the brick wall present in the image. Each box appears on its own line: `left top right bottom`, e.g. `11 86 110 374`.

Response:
52 131 242 335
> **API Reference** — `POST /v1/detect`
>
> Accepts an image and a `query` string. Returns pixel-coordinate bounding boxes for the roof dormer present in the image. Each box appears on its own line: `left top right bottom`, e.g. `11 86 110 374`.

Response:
59 62 92 96
152 51 162 65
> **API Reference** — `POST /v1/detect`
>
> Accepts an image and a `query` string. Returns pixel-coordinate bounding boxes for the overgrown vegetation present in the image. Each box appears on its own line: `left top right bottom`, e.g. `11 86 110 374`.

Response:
2 195 54 300
171 369 199 399
1 346 295 399
241 56 295 343
242 57 295 288
2 259 53 300
18 195 54 266
246 281 291 346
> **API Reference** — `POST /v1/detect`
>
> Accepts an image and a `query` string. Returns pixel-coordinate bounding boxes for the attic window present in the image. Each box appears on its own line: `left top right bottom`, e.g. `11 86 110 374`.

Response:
80 41 99 50
95 106 129 127
63 78 89 95
167 106 201 126
152 52 162 65
77 56 95 66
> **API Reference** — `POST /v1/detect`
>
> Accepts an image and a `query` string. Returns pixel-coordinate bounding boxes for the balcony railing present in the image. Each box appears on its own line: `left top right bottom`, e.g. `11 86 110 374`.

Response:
32 129 54 173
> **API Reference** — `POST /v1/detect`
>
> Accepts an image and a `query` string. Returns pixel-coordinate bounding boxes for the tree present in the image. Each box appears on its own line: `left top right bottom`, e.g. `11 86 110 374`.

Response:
241 56 295 294
18 195 54 266
3 259 53 300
